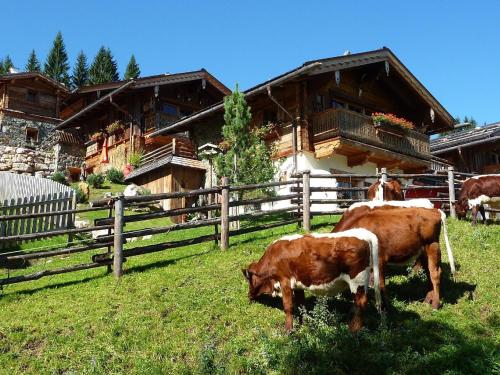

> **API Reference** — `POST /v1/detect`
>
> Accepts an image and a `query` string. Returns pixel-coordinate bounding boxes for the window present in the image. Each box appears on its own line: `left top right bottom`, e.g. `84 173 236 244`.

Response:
25 127 39 144
162 103 178 116
26 90 39 103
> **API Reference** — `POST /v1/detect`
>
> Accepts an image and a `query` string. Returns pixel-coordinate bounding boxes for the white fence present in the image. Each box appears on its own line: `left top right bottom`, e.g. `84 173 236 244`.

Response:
0 173 76 249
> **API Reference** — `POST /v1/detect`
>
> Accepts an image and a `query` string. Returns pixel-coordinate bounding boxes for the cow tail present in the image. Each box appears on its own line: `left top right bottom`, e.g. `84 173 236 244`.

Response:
439 209 456 277
367 231 382 313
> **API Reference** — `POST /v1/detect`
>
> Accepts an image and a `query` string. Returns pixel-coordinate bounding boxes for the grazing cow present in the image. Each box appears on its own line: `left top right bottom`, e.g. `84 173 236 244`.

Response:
367 178 404 201
455 175 500 225
242 229 382 332
333 205 455 310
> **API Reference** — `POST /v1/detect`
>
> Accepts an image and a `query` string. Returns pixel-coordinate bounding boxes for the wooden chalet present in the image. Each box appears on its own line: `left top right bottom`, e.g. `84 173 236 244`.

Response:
0 72 69 147
56 70 230 188
147 48 454 190
431 122 500 174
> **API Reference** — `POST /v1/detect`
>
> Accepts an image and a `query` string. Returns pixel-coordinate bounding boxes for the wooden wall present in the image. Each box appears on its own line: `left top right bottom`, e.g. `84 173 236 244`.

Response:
3 80 60 118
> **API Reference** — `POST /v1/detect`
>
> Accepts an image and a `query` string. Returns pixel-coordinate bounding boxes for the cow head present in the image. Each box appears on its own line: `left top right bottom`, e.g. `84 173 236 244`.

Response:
385 179 404 200
455 198 468 219
242 263 275 301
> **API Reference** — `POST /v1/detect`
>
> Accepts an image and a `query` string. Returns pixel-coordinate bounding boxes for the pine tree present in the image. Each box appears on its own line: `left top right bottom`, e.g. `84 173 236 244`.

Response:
214 84 275 193
124 54 140 79
3 55 14 73
71 51 89 89
25 50 41 72
43 31 70 85
88 46 119 85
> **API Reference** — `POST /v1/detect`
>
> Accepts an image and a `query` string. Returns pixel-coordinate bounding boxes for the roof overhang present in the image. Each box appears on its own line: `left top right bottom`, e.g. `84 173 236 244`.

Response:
149 48 453 138
0 72 69 95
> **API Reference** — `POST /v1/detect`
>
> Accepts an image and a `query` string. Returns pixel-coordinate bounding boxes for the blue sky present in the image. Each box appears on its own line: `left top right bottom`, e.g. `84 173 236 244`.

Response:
1 1 499 125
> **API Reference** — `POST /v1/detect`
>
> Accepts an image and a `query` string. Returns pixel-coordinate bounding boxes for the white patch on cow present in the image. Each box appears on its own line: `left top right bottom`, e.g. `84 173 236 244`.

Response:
348 198 434 211
272 233 303 244
468 195 500 209
467 174 500 181
374 180 384 201
290 269 369 296
272 281 282 298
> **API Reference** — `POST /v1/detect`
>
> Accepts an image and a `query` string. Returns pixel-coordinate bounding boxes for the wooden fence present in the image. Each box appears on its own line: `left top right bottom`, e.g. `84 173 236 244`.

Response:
0 166 490 289
0 173 76 249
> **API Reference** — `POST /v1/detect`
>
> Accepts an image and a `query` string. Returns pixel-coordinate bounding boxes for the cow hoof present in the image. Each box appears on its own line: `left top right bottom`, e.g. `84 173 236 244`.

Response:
348 318 363 333
424 291 434 305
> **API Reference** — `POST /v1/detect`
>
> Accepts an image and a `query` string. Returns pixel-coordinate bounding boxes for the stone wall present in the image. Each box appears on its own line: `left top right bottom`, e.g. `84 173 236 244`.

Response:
0 145 56 176
0 114 85 177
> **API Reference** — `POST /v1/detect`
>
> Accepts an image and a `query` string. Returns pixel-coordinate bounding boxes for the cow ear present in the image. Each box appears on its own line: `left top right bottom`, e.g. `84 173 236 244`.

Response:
242 268 252 280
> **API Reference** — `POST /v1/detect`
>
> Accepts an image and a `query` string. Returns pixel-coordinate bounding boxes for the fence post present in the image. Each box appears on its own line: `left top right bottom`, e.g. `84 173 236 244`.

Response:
67 193 77 244
113 194 125 278
220 177 230 251
448 166 456 218
302 170 311 232
380 168 388 201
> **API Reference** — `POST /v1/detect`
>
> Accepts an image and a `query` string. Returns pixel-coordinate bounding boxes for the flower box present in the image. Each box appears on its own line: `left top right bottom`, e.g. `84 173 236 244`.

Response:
372 113 414 137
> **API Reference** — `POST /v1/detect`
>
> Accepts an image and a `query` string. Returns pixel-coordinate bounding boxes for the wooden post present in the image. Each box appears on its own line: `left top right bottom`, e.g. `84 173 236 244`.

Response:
302 170 311 232
448 166 456 218
220 177 230 250
106 205 113 273
380 167 388 201
113 194 124 278
67 193 77 244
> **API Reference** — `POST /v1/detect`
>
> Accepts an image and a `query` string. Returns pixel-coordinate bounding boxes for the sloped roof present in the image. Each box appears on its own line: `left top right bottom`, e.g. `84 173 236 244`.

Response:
124 155 206 181
149 47 454 137
431 122 500 154
0 72 70 94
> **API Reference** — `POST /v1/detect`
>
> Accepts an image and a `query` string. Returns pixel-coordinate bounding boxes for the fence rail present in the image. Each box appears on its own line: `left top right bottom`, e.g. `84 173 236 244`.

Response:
1 166 496 290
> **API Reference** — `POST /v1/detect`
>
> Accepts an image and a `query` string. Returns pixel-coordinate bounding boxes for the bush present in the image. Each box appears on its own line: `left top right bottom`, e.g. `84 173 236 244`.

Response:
86 173 105 188
106 168 124 184
129 151 144 168
74 187 88 204
50 171 68 185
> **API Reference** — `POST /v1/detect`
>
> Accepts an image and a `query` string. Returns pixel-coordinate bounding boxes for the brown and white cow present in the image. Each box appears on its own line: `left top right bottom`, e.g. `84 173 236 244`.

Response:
455 175 500 225
333 204 455 310
367 178 404 201
242 229 382 332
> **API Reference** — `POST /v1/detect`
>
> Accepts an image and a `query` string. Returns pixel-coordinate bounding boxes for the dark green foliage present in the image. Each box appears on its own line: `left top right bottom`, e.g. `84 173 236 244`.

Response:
124 54 140 80
73 187 88 204
106 167 124 184
214 85 276 192
0 55 14 74
88 46 119 85
86 173 105 188
25 50 41 72
43 31 70 86
71 51 89 89
49 171 68 185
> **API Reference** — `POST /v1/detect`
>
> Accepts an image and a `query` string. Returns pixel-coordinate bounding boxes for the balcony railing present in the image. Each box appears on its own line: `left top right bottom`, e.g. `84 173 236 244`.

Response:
141 137 197 165
311 108 430 159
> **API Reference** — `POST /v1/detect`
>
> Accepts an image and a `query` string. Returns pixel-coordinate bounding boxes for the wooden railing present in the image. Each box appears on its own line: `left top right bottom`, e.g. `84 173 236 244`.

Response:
141 138 197 166
311 108 430 159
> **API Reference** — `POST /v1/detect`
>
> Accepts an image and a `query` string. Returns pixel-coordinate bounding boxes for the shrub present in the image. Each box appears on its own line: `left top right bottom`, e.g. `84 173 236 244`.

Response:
50 171 68 185
106 168 124 184
74 187 88 204
129 151 144 168
86 173 105 188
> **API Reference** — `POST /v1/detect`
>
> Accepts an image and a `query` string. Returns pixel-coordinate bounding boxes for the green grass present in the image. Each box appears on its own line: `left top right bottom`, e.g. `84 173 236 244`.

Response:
71 179 126 203
0 213 498 374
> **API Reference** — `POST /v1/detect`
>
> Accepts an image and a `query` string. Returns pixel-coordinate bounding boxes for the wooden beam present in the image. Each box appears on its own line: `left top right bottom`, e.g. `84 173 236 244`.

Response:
347 151 371 167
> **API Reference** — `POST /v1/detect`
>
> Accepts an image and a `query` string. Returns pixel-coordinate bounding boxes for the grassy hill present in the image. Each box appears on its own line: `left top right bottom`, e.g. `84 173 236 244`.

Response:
0 210 498 373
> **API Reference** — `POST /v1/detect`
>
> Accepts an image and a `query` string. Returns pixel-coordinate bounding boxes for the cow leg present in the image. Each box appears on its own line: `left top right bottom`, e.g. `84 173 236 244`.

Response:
471 205 478 226
423 242 442 309
294 289 305 325
378 262 390 311
349 286 367 332
479 205 487 224
281 280 294 332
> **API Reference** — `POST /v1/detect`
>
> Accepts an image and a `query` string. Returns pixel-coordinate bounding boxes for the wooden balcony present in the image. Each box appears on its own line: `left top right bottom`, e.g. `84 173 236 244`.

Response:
311 108 430 165
141 137 197 165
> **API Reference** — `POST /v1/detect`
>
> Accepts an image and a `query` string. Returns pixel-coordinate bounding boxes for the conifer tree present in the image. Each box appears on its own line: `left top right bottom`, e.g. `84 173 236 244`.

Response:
214 84 275 191
25 50 41 72
124 54 140 79
88 47 119 85
2 55 14 73
71 51 89 88
43 31 70 85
